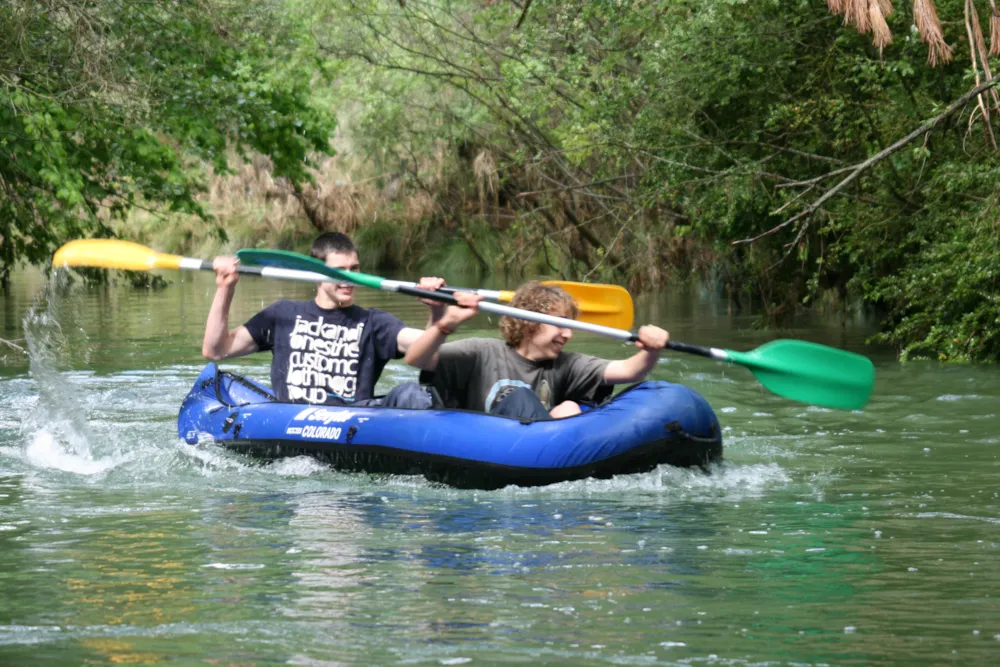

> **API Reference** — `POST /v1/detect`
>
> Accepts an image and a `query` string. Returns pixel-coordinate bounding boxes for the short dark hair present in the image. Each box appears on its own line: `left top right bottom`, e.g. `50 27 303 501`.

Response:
310 232 357 260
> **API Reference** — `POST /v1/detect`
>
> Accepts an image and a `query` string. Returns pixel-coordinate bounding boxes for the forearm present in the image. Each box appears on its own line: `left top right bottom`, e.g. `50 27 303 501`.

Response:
403 324 449 370
388 306 443 354
424 307 444 330
202 286 237 359
604 348 661 384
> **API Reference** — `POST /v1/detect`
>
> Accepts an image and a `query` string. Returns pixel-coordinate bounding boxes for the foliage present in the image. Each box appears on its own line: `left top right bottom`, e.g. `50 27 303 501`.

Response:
865 159 1000 361
0 0 335 287
7 0 999 361
301 0 1000 360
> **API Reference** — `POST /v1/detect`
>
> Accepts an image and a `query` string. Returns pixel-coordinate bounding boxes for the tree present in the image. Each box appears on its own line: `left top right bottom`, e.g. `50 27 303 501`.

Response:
0 0 335 289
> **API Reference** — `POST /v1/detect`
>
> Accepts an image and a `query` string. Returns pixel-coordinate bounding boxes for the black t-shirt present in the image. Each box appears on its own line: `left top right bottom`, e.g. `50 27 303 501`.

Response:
243 300 406 404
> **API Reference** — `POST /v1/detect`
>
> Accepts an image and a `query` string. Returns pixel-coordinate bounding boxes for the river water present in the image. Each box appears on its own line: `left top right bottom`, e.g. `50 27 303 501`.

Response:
1 267 997 665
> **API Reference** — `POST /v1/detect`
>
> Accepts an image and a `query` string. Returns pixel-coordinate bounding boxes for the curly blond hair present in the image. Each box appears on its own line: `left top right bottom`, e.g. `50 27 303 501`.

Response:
500 282 579 347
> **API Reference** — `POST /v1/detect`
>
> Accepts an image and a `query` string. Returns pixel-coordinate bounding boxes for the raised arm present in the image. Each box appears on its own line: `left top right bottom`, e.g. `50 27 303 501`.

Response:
396 276 448 353
602 325 669 384
404 292 482 370
202 257 259 360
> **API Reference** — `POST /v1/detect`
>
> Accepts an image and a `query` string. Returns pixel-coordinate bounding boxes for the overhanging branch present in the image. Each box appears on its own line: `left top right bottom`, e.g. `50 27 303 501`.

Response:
734 79 1000 246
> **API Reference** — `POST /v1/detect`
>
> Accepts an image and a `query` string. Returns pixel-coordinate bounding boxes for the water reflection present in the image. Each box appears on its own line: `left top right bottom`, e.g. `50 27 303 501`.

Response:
279 491 371 622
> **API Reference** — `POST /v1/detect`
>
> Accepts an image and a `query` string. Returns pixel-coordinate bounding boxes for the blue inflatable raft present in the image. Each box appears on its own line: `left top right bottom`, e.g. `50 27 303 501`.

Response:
177 363 722 489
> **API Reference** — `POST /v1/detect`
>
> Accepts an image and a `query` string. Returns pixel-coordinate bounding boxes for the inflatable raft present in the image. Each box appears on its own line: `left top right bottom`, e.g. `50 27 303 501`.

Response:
177 364 722 489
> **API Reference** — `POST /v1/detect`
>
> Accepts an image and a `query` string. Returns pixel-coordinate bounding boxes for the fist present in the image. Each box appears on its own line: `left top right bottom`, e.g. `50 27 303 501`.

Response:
442 291 484 329
213 256 240 288
416 276 447 310
635 325 669 351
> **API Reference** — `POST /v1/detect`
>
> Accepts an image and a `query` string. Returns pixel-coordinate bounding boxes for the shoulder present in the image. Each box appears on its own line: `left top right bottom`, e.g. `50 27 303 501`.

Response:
443 337 502 351
251 299 302 319
439 336 500 358
363 307 406 328
558 350 608 367
266 299 311 311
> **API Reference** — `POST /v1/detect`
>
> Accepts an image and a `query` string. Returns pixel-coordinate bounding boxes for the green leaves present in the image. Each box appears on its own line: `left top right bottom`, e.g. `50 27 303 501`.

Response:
0 0 335 286
6 0 995 361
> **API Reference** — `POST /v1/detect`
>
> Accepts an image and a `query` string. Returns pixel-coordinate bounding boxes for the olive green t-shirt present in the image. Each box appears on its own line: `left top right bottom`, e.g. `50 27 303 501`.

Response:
429 338 610 412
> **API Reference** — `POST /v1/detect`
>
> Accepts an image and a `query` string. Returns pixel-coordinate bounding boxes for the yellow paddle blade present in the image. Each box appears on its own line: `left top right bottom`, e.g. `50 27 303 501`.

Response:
496 281 634 330
52 239 184 271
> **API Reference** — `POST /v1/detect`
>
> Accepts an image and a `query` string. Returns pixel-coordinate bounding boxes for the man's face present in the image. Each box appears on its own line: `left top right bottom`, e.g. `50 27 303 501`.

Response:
320 250 360 308
523 304 574 360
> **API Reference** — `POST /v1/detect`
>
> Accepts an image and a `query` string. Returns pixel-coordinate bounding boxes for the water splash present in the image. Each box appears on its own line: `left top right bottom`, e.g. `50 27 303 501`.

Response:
16 277 121 475
23 429 118 474
492 460 792 500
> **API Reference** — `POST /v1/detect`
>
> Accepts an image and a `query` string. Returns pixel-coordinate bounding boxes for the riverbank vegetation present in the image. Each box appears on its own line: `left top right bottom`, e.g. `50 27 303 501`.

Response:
3 1 999 361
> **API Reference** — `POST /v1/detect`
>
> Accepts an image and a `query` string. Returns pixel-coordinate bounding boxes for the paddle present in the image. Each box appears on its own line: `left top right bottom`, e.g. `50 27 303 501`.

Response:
50 239 632 328
52 239 339 284
441 281 631 329
238 248 876 410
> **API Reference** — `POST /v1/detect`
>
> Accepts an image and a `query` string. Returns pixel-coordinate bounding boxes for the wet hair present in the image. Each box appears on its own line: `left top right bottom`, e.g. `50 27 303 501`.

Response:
309 232 357 261
500 281 579 347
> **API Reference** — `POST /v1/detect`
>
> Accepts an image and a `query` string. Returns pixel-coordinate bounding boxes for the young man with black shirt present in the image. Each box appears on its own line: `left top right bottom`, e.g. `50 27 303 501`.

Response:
203 232 445 407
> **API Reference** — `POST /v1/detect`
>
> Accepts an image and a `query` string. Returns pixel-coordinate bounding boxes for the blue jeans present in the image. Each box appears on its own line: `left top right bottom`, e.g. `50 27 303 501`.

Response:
489 386 551 421
330 382 438 410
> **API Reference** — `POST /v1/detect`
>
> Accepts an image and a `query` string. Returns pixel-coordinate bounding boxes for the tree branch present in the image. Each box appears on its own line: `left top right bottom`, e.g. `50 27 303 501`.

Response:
516 1 534 30
734 80 1000 246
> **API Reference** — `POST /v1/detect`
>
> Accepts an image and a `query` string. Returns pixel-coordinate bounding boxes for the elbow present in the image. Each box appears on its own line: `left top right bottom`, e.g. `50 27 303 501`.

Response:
202 346 224 361
404 351 433 370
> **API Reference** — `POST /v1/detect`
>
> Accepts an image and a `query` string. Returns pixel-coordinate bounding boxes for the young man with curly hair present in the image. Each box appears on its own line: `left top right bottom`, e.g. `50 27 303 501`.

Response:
405 281 670 420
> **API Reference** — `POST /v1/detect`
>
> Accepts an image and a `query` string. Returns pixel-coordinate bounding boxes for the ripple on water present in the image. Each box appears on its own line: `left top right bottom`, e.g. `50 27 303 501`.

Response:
489 461 792 502
912 512 1000 525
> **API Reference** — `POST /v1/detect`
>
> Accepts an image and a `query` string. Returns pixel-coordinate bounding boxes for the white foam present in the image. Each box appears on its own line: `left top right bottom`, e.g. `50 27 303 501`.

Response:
268 456 330 477
24 429 120 475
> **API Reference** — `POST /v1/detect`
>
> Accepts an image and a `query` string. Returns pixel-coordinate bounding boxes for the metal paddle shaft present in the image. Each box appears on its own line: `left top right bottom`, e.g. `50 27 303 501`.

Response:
233 250 633 329
51 240 633 328
236 249 638 342
51 239 341 284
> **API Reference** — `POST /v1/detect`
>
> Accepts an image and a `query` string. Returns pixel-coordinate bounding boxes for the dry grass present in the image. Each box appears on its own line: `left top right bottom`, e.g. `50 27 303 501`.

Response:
119 145 442 260
112 140 717 289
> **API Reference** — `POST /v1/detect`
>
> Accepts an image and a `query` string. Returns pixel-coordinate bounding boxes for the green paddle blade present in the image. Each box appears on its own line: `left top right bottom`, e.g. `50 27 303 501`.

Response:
237 249 385 291
724 339 875 410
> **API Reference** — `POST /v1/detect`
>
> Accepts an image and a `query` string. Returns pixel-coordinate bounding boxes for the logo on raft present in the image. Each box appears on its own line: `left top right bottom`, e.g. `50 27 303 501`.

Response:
286 425 343 440
285 406 355 439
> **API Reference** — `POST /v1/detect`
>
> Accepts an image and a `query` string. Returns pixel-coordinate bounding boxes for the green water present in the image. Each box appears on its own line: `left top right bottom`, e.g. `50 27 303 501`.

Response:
1 268 998 665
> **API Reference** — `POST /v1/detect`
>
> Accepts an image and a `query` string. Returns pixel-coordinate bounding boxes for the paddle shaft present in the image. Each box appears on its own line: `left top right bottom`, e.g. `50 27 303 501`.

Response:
357 279 724 353
217 265 635 341
179 258 509 301
177 258 330 284
380 281 639 342
233 249 725 348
